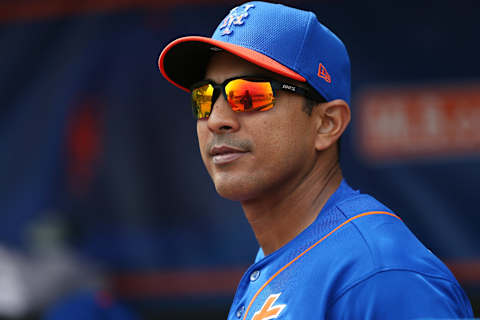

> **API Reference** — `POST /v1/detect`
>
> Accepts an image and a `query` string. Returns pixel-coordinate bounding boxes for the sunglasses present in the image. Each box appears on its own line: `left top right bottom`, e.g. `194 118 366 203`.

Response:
190 76 324 120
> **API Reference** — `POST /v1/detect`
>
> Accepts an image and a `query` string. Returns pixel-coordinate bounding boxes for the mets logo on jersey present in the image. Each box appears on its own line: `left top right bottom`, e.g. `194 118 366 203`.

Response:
219 4 255 36
251 293 286 320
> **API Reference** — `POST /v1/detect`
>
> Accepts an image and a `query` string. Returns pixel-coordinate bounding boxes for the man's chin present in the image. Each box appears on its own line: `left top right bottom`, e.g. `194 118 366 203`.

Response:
213 181 256 202
215 186 247 201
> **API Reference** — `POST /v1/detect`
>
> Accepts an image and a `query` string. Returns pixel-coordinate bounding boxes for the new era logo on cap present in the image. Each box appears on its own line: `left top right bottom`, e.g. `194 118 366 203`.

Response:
318 63 331 83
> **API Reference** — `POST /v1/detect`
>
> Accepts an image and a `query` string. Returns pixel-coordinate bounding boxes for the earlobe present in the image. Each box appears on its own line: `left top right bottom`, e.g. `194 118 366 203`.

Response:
314 99 351 151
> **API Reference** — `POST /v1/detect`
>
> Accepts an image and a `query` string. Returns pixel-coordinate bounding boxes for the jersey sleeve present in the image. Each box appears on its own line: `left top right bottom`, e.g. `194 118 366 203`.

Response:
326 270 473 320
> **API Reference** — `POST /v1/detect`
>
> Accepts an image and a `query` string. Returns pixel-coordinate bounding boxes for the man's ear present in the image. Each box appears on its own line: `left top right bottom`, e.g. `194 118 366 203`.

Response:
312 99 351 151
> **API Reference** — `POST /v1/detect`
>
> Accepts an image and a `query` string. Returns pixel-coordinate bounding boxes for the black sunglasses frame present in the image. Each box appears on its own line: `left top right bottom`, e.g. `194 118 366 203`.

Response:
189 75 326 119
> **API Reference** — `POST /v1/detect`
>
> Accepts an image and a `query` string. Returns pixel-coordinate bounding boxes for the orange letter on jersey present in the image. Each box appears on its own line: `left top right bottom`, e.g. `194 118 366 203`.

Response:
252 293 286 320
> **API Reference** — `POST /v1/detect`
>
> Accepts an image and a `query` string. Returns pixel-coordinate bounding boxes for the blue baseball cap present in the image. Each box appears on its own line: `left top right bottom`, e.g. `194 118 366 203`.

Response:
158 1 351 104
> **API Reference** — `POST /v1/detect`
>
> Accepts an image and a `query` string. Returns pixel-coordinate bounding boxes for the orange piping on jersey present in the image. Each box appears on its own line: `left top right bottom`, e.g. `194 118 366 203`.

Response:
243 211 401 320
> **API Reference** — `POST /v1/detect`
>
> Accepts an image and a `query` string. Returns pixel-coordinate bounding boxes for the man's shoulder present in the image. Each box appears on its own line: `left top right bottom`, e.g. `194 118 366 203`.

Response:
316 193 472 317
324 194 474 317
330 193 455 281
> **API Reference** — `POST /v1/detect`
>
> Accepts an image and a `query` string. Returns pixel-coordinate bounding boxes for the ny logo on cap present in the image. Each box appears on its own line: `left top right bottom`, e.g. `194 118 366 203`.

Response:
219 4 255 36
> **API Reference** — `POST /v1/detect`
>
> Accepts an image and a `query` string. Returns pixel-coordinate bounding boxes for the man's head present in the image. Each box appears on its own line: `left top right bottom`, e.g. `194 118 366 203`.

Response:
158 1 351 201
195 52 349 201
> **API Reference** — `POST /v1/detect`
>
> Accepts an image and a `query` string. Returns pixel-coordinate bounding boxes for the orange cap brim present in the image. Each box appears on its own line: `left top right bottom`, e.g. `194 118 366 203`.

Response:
158 36 306 92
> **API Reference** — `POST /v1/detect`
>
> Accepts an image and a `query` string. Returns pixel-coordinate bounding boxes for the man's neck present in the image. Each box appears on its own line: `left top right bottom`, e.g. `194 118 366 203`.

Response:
240 157 343 256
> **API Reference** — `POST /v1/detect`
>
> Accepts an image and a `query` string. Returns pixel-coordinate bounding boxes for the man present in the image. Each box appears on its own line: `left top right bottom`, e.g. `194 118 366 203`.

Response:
158 2 473 319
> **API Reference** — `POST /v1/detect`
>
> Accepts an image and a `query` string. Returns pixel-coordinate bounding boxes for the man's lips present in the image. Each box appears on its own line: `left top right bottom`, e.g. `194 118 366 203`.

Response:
209 145 248 165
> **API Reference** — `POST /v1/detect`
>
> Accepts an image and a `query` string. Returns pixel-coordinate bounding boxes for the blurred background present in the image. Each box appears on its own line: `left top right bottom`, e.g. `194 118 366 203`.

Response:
0 0 479 319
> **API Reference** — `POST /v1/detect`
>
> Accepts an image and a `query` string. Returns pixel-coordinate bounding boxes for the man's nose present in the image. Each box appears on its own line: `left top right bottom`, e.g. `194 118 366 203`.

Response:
206 95 240 134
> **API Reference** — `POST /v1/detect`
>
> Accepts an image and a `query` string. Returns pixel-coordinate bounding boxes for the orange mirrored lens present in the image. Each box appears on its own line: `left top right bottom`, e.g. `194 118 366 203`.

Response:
225 79 274 112
192 83 214 119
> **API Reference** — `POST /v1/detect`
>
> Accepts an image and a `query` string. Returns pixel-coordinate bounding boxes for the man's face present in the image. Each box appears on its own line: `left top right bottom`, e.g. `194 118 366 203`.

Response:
197 52 318 202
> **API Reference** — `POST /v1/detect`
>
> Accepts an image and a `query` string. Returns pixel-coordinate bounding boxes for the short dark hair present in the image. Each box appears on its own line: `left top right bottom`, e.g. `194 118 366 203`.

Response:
300 83 326 116
302 96 318 116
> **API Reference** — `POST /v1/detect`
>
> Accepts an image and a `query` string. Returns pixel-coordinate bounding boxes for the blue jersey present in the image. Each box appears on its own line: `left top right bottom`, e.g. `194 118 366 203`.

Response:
227 180 473 320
